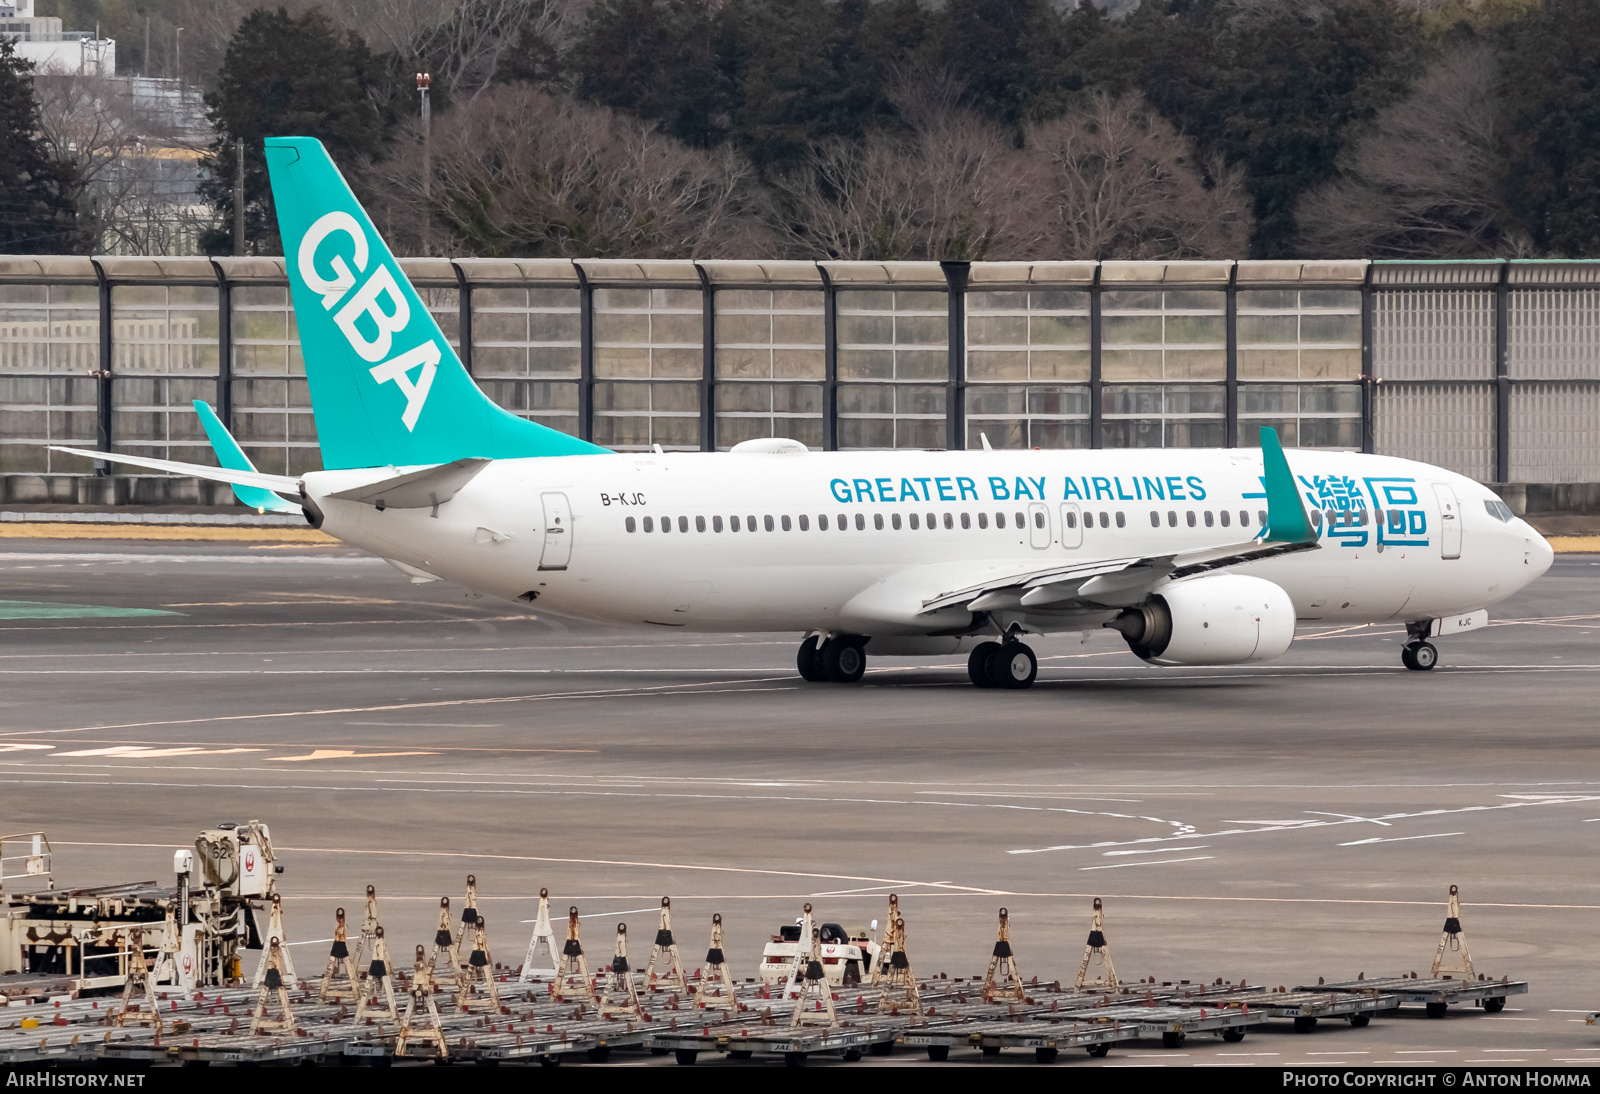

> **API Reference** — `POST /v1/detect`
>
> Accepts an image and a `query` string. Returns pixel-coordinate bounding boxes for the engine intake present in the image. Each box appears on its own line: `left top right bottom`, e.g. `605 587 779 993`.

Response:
1107 574 1295 666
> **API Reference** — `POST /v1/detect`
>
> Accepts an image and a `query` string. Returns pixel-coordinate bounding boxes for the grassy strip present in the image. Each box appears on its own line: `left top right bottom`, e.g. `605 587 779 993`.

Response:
1548 536 1600 554
0 522 338 543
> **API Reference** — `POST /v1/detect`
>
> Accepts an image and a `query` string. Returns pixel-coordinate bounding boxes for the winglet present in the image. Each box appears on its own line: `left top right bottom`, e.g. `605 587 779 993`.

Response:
193 400 301 515
1258 426 1315 544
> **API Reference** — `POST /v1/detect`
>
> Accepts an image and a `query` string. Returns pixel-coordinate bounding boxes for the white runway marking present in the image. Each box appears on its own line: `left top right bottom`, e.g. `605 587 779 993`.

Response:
1102 846 1209 856
1079 856 1214 871
1339 832 1464 846
0 677 801 737
345 722 505 728
1306 810 1391 826
1010 793 1600 854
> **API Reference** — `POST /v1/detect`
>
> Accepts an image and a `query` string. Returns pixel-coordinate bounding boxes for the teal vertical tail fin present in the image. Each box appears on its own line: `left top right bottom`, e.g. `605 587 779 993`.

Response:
193 400 301 514
263 136 606 469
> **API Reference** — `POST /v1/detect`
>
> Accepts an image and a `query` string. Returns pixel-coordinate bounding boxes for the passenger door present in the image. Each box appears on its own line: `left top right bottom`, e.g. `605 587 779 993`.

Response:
539 492 573 570
1432 483 1461 560
1059 503 1083 549
1028 502 1051 550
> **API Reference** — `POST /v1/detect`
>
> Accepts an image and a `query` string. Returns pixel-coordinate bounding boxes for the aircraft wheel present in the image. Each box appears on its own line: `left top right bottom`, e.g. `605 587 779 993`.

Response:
797 636 826 682
989 642 1037 689
968 641 1002 687
1403 641 1438 671
822 636 867 683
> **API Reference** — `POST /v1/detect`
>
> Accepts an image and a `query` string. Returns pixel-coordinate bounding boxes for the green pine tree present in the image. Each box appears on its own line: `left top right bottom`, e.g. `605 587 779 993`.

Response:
0 38 83 253
1500 0 1600 256
199 7 395 255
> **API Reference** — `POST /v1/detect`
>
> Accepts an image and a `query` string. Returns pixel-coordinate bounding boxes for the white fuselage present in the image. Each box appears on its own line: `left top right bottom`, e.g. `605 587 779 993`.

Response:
303 447 1553 645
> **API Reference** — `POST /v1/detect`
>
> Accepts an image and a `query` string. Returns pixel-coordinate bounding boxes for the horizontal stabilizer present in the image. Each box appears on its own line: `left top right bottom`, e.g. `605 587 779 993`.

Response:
326 458 489 509
192 400 301 515
47 446 301 494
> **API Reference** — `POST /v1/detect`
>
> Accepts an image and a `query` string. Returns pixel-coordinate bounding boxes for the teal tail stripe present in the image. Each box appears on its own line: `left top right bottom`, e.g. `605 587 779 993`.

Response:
193 400 301 515
1259 426 1316 544
263 136 607 469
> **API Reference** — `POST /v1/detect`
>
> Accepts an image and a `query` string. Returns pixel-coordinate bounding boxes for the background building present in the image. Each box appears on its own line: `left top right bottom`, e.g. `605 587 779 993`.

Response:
0 0 114 76
0 253 1595 513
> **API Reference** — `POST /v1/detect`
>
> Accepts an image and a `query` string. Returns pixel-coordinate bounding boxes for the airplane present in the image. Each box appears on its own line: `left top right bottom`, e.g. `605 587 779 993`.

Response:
51 137 1555 689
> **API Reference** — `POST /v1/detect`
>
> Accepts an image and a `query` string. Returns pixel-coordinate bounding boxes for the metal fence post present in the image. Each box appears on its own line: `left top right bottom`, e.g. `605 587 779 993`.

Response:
1089 264 1103 449
575 264 594 443
1495 261 1511 484
91 259 112 475
821 267 837 451
941 261 969 451
1225 263 1239 449
211 260 232 428
697 265 715 452
452 262 473 376
1360 264 1376 455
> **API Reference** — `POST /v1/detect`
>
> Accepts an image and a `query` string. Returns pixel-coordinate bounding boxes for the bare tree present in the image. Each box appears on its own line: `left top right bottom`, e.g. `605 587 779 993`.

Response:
1027 92 1253 260
1296 42 1530 258
338 0 586 101
33 71 215 254
361 85 773 258
771 106 1049 261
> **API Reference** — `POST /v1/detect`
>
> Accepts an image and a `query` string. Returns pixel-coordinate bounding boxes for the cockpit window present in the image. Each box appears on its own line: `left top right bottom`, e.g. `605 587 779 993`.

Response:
1484 499 1514 522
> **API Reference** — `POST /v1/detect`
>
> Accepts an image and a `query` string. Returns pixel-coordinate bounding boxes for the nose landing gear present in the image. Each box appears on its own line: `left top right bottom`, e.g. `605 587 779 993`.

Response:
1401 641 1438 671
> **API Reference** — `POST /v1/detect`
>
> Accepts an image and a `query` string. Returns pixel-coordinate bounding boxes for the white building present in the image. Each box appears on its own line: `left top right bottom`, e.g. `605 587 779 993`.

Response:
0 0 116 76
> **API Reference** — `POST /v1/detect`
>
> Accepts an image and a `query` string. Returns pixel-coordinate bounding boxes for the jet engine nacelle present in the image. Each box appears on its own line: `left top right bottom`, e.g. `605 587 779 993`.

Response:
1108 574 1295 666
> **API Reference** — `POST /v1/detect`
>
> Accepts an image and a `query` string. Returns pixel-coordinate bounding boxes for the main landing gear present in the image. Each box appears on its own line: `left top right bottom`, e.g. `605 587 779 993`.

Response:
968 640 1037 690
797 634 866 683
796 634 1038 689
1401 641 1438 671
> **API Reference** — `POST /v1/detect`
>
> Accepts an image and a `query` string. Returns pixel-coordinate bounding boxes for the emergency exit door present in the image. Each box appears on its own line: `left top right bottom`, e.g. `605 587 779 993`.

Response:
1432 483 1461 560
539 492 572 570
1059 503 1083 549
1028 503 1052 549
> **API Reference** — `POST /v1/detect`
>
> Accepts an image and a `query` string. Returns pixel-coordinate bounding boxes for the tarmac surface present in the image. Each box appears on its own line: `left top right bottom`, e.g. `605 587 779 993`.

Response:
1 536 1598 1067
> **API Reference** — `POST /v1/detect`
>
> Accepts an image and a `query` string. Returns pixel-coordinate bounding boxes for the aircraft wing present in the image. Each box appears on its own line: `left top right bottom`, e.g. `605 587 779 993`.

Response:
918 426 1321 616
48 445 302 495
917 537 1319 614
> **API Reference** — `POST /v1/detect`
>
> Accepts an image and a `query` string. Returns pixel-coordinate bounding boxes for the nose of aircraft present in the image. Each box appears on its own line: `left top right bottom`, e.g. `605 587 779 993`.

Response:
1524 523 1555 579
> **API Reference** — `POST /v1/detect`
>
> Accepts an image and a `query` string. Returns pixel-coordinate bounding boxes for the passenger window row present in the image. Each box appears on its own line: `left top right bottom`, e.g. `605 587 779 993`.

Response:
623 510 1036 534
1066 511 1128 529
1310 509 1391 529
623 507 1274 535
1146 510 1264 529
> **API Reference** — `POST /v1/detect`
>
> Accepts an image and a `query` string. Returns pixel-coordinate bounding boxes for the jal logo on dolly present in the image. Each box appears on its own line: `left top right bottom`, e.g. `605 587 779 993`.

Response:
297 210 439 432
